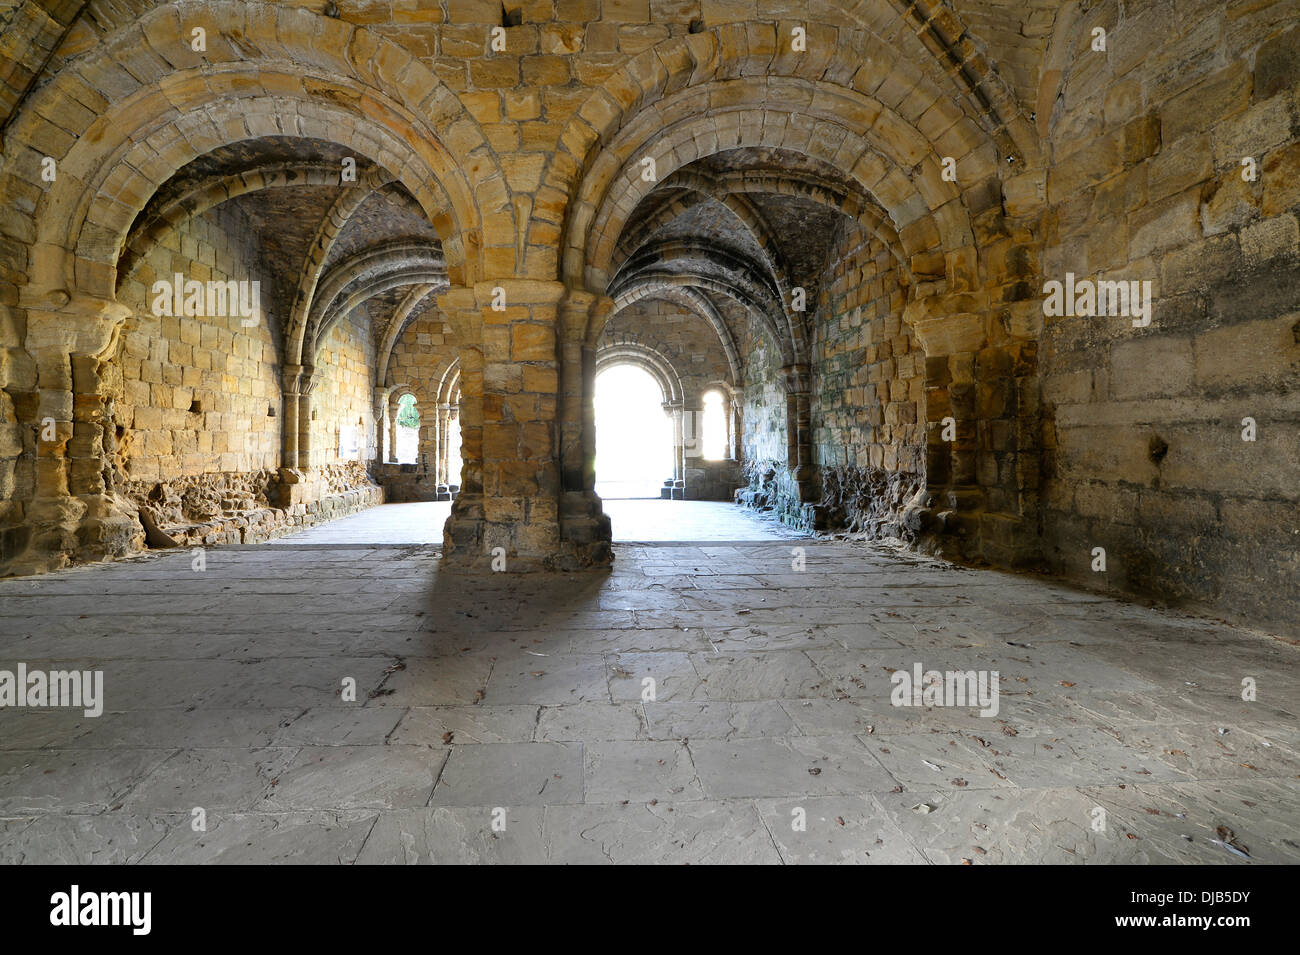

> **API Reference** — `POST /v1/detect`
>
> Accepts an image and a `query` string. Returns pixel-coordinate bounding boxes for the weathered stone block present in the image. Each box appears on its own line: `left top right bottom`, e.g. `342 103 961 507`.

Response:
1109 336 1194 399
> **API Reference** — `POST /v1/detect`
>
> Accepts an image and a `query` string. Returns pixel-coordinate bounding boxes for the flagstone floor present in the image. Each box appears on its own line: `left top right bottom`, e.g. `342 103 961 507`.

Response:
0 502 1296 864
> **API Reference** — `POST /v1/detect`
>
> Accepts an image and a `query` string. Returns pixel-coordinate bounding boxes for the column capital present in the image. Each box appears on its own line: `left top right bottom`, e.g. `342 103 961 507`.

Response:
781 363 811 395
471 279 567 308
560 289 615 343
903 291 991 355
282 364 306 396
22 291 131 358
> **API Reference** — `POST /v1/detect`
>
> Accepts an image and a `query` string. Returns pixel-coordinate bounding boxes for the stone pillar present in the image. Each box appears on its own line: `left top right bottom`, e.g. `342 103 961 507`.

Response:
728 397 740 460
0 304 36 564
438 286 484 558
782 363 815 503
413 400 430 476
441 281 611 572
372 386 389 464
663 400 686 499
388 393 403 464
297 370 316 470
445 404 460 490
682 401 706 498
557 289 611 562
281 364 304 469
435 402 451 484
9 292 143 573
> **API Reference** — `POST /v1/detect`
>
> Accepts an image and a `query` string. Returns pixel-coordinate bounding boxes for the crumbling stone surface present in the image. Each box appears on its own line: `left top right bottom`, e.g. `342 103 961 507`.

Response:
815 465 926 541
318 462 375 497
123 462 380 549
736 459 813 529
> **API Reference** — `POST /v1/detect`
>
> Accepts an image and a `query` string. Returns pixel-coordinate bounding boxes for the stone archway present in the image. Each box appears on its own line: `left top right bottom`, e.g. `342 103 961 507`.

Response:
546 25 1044 562
0 3 500 574
595 342 682 499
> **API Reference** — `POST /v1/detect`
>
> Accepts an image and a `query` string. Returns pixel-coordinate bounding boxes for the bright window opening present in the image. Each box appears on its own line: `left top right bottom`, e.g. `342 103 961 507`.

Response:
595 364 672 499
702 390 728 461
395 393 419 465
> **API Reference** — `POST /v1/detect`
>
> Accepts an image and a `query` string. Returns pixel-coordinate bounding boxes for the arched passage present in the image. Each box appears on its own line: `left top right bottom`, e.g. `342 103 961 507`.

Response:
544 23 1042 562
0 3 500 572
593 363 673 501
0 1 1047 578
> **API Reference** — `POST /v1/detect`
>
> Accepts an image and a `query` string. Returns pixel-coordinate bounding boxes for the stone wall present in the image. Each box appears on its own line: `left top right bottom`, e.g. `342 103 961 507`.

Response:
601 299 737 403
1039 2 1300 631
683 459 743 502
737 310 795 520
65 201 381 561
741 320 787 465
373 462 437 502
114 204 280 483
808 218 925 537
312 308 378 468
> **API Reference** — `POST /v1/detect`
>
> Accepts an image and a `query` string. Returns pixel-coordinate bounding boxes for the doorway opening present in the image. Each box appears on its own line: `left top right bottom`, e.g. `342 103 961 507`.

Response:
594 363 673 499
395 393 419 464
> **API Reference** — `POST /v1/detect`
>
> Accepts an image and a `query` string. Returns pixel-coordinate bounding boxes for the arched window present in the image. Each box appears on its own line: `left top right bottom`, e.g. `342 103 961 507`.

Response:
701 390 728 461
395 393 419 465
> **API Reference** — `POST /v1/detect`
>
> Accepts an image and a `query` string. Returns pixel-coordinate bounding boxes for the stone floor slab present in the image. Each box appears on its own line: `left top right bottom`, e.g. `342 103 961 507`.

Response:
583 740 703 803
689 736 898 799
262 745 443 811
429 742 583 807
142 811 378 864
542 800 783 864
755 795 929 864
